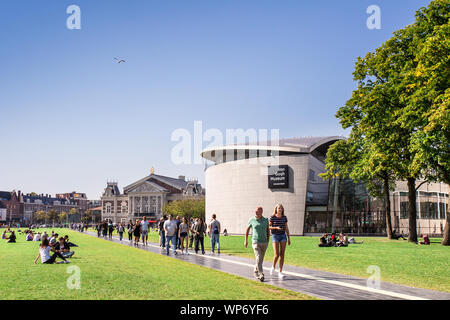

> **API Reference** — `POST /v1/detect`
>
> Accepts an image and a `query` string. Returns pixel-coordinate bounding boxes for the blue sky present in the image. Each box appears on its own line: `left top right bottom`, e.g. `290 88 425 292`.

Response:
0 0 428 199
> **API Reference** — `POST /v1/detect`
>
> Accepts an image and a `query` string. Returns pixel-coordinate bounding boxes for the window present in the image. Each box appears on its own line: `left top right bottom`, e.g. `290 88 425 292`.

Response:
309 169 315 181
440 203 447 219
400 202 408 219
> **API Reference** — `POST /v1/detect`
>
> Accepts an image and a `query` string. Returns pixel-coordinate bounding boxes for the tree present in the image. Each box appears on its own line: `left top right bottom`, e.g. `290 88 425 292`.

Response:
162 199 205 220
83 210 92 223
329 0 448 243
33 210 46 224
59 211 68 224
47 209 59 227
69 208 79 223
407 3 449 244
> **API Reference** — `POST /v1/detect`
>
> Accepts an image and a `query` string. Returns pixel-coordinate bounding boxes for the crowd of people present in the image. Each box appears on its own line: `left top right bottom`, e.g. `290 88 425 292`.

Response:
1 226 78 264
155 214 222 256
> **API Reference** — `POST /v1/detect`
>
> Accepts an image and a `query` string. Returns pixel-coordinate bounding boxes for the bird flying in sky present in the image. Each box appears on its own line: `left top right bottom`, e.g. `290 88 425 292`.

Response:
114 57 126 64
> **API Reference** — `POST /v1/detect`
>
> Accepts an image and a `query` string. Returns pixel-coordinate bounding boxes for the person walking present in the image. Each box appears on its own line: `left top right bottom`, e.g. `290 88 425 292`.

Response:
178 217 189 255
163 215 177 255
96 223 101 238
269 204 290 280
244 207 270 282
175 216 181 249
118 223 125 242
133 220 141 246
127 220 134 243
209 214 221 254
108 221 114 239
141 216 150 246
158 217 166 248
102 221 108 238
193 217 206 254
189 218 196 248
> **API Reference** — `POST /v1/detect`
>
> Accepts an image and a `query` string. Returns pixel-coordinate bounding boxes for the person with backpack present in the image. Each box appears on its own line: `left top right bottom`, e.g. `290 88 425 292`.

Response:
209 214 221 254
108 221 114 239
118 223 125 242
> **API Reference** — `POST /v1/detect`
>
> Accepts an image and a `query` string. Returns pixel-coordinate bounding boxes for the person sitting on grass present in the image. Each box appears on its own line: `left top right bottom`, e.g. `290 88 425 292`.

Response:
33 232 41 242
419 234 430 245
318 234 330 247
63 235 78 247
26 231 34 241
54 237 75 258
336 233 348 247
34 238 70 264
348 237 364 244
6 231 16 243
2 230 7 239
392 229 407 240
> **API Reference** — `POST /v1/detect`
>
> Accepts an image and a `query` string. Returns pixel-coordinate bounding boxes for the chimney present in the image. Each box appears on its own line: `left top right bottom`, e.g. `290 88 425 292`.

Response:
178 175 186 181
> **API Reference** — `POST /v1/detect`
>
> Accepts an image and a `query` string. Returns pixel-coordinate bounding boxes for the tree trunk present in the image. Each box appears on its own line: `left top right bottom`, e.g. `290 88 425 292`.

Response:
407 178 418 243
383 176 393 239
442 207 450 245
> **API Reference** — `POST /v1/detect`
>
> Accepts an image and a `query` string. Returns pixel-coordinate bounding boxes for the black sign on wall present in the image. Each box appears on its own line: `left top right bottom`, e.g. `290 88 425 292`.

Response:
268 165 289 189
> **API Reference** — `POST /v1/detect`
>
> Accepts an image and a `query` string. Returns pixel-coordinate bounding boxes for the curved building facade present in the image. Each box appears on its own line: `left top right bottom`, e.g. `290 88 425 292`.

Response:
201 137 344 235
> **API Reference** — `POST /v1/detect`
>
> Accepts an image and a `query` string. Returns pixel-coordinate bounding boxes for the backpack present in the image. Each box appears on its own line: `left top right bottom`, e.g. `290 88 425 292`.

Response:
212 221 219 234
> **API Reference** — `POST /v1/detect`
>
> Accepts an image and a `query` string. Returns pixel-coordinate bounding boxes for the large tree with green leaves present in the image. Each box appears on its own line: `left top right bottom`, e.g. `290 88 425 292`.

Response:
408 2 450 244
326 0 448 243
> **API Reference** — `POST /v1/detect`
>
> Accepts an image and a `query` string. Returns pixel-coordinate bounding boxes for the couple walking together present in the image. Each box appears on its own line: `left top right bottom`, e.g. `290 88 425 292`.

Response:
245 204 290 282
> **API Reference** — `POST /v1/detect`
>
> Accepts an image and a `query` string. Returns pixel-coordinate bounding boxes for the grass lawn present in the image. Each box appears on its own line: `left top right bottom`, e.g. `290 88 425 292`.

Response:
140 230 450 292
0 228 314 300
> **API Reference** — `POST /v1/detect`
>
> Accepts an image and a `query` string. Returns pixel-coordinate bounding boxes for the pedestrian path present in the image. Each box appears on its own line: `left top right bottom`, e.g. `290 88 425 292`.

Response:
81 231 450 300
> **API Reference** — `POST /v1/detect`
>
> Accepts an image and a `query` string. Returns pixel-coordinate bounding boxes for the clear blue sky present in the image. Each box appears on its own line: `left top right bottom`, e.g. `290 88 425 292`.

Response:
0 0 428 199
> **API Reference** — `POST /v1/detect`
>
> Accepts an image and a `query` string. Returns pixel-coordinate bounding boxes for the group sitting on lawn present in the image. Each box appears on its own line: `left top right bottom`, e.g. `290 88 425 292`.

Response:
34 234 77 264
318 232 364 247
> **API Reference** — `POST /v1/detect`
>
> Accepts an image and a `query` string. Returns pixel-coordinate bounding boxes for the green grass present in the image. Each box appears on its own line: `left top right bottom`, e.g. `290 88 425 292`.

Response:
142 230 450 292
0 229 314 300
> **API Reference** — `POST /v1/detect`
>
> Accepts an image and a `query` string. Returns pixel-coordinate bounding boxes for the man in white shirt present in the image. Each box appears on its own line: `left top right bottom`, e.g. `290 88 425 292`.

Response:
141 216 150 246
163 215 177 255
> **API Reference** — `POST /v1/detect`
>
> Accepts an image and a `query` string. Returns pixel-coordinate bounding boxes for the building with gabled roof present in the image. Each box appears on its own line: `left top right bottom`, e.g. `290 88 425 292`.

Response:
101 171 204 223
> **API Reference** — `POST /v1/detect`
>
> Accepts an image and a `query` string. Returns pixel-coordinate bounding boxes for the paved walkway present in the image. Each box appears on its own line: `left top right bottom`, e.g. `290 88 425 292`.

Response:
81 231 449 300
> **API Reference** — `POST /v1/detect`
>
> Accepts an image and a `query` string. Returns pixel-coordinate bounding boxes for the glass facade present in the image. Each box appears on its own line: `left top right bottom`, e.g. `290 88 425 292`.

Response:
304 179 448 235
304 178 386 235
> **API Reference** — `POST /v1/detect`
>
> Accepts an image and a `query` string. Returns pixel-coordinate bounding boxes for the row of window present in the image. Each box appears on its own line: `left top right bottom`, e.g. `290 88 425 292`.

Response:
399 202 447 219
